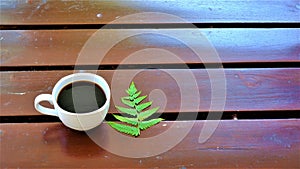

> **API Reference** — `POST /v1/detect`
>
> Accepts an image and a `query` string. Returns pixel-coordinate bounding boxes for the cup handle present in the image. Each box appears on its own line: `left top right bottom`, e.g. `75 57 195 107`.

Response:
34 94 58 117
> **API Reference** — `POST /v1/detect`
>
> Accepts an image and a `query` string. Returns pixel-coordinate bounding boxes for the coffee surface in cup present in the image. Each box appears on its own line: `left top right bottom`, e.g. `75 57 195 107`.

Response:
57 81 106 113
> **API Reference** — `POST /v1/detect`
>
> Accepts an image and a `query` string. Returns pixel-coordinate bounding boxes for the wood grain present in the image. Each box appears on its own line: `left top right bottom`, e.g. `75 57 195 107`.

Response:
0 0 299 25
1 68 299 116
1 1 299 168
1 120 299 168
0 29 299 66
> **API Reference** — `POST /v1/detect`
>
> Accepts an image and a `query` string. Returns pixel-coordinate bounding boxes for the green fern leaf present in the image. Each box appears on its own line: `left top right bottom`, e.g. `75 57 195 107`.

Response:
126 89 132 96
134 95 147 105
127 82 137 95
130 91 141 100
129 81 137 90
139 118 164 130
115 106 137 116
109 81 164 137
108 122 140 136
139 107 160 121
112 114 138 125
136 101 152 112
121 97 135 107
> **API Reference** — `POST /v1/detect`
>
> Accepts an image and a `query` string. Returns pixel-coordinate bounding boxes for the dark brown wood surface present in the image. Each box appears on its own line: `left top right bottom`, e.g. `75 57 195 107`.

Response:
1 0 299 168
1 120 299 168
1 68 299 116
0 0 299 25
1 29 299 66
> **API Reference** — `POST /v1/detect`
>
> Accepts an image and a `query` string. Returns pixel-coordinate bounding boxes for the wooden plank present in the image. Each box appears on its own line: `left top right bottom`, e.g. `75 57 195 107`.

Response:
1 68 299 116
0 0 299 25
1 120 299 168
1 29 299 66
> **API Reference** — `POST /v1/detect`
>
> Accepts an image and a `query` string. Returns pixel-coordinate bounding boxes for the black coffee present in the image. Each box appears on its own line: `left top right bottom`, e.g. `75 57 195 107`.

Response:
57 81 106 113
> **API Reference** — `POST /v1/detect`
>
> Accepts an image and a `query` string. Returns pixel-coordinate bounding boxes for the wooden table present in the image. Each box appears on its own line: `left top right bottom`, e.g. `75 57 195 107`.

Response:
1 1 299 168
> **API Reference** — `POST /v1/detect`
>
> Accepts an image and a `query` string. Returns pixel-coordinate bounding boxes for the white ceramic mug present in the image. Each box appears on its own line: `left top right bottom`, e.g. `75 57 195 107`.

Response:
34 73 111 131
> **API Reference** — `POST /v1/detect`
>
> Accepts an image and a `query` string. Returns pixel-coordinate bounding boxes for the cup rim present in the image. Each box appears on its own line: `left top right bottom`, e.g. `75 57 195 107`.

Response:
52 73 111 116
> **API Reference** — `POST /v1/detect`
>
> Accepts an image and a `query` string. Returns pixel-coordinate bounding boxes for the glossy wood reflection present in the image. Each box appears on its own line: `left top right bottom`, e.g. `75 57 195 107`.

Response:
1 120 299 168
1 0 299 168
1 0 299 25
0 29 299 67
1 68 299 116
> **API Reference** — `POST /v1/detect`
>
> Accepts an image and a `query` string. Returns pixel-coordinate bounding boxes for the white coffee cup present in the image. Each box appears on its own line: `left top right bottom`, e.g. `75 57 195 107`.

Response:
34 73 110 131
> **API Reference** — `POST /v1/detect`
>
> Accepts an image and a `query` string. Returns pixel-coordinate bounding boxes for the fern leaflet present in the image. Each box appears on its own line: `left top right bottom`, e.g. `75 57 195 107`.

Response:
138 107 160 121
134 95 147 104
139 118 164 130
121 97 135 107
112 114 138 125
108 122 140 136
115 106 137 116
136 101 152 112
